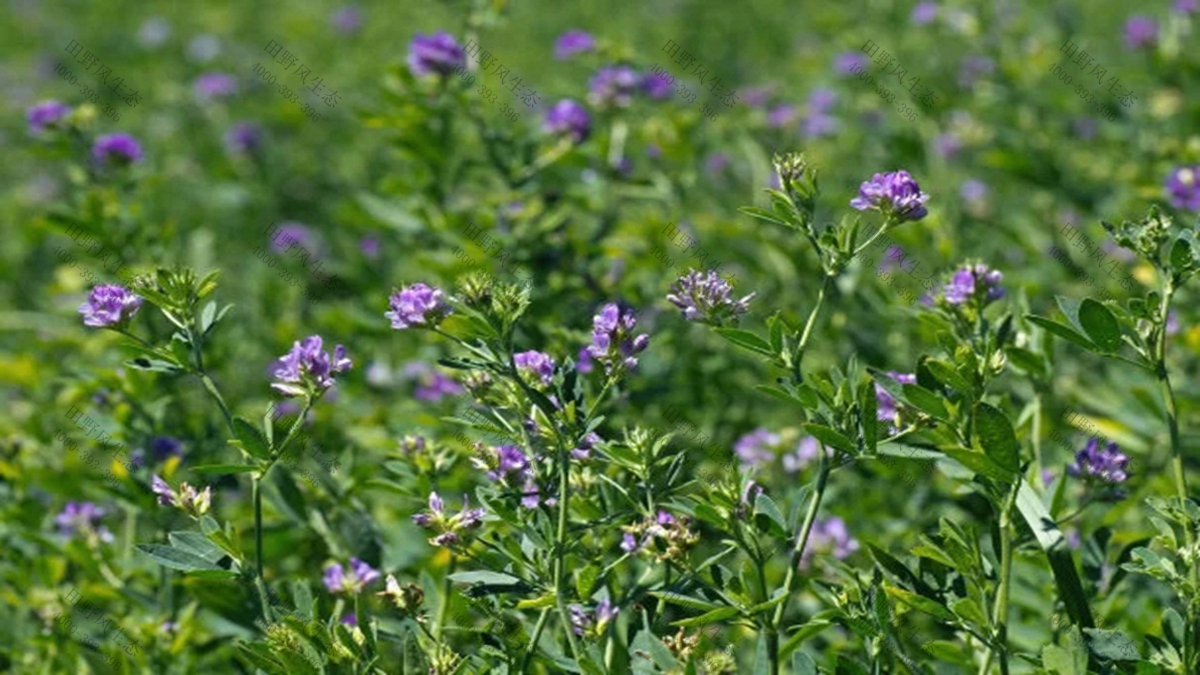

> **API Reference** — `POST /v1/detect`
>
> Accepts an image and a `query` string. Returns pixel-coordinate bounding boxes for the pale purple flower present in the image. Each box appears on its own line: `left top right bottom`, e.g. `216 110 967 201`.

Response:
595 596 618 625
735 428 780 468
27 100 71 135
834 52 869 75
958 55 995 88
569 604 590 635
487 445 529 481
1123 16 1159 50
554 30 596 60
643 72 674 99
1175 0 1198 14
138 17 171 48
620 532 641 552
330 6 363 35
323 557 381 595
151 475 175 505
656 510 676 526
225 121 263 155
808 88 838 114
850 170 929 221
933 133 962 159
767 103 799 129
667 269 755 325
407 32 466 77
801 516 859 566
412 492 486 547
741 84 776 106
588 65 640 108
911 1 938 25
386 283 453 329
360 236 380 259
876 371 916 423
1041 469 1056 487
78 284 143 328
93 133 144 165
269 222 315 254
783 437 825 473
193 73 238 101
514 350 555 385
1167 311 1180 336
705 152 731 177
520 475 543 509
943 264 1005 305
1165 166 1200 211
270 335 352 396
586 303 649 377
543 99 591 142
960 178 988 203
801 113 839 139
576 347 594 373
571 431 602 460
414 370 464 402
56 502 113 542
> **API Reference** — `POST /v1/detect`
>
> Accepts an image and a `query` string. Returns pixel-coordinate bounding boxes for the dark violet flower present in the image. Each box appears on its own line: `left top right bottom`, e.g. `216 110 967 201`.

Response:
911 1 938 25
330 5 363 35
643 72 674 99
734 428 780 468
151 436 183 461
386 283 453 330
834 51 869 75
27 100 71 135
269 222 315 254
801 516 859 567
850 170 930 222
225 121 263 155
341 613 358 626
56 502 114 543
576 346 594 373
323 557 381 595
1123 16 1159 50
586 303 649 377
960 178 988 203
93 133 144 166
571 431 602 460
1165 166 1200 211
407 32 466 77
1068 438 1130 495
193 72 238 101
958 55 995 88
933 132 962 160
667 269 755 325
514 350 555 385
270 335 352 397
942 264 1005 305
78 284 143 328
767 103 799 129
485 445 529 481
554 30 596 60
542 99 591 143
588 65 640 108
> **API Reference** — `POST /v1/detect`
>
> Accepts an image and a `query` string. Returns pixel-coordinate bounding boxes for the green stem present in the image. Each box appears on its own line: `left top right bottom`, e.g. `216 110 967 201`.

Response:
553 443 585 665
520 608 552 672
198 373 235 434
1032 392 1044 480
770 455 832 669
790 275 833 384
253 476 265 581
982 486 1018 675
434 557 457 641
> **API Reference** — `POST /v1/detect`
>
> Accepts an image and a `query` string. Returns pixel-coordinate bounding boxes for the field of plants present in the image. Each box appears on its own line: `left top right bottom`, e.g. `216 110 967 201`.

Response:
5 0 1200 673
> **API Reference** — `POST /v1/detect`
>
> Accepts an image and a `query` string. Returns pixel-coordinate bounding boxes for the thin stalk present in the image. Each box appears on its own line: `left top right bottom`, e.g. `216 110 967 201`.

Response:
981 486 1018 675
253 476 265 580
1156 283 1188 506
790 275 833 384
520 608 552 672
553 444 585 665
1032 393 1044 480
434 557 457 641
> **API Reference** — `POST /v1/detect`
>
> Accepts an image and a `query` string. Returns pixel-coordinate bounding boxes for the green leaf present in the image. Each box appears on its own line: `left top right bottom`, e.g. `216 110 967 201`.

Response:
768 313 785 354
167 532 228 565
923 358 973 392
754 493 788 536
859 378 877 454
779 622 833 660
1083 628 1140 661
882 585 955 622
939 446 1015 483
1016 480 1094 628
1055 295 1084 331
135 544 225 572
199 301 217 335
867 544 941 600
1006 347 1048 378
449 571 524 586
1169 237 1192 271
791 652 817 675
972 402 1020 473
714 328 774 357
646 591 721 613
802 424 856 456
671 606 739 628
1078 299 1122 352
125 357 183 374
630 628 678 670
902 384 949 420
1041 644 1080 675
950 597 989 628
755 384 812 409
739 206 790 227
191 464 259 476
752 633 770 675
574 565 599 599
1028 316 1099 351
232 417 271 460
355 192 423 233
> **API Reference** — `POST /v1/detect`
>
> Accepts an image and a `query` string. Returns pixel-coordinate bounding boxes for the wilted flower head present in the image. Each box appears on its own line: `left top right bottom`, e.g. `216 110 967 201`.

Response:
386 283 453 329
643 72 674 99
554 30 596 60
412 492 487 547
942 264 1005 305
78 284 143 328
1069 437 1130 487
734 428 780 468
1165 166 1200 211
834 51 869 75
801 516 860 567
27 100 71 135
621 511 699 562
323 557 381 595
56 502 114 543
588 65 640 108
543 99 591 142
911 1 938 25
850 170 929 222
586 303 650 377
193 72 238 101
407 32 466 77
667 269 755 326
93 133 144 166
377 574 425 618
150 475 212 518
225 121 263 155
270 335 352 397
1123 15 1159 50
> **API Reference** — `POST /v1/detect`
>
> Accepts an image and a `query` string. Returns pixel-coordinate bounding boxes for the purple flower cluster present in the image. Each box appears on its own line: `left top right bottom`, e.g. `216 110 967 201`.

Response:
942 264 1005 305
667 269 755 326
834 52 869 76
554 30 596 60
784 436 827 473
571 431 602 460
1068 438 1131 486
1123 16 1159 50
801 88 839 139
734 428 780 468
620 510 699 562
568 597 618 636
27 100 72 135
543 99 591 142
412 492 487 547
1165 166 1200 211
269 222 315 254
56 502 114 542
407 32 466 77
150 475 212 517
270 335 353 397
586 303 649 378
193 72 238 101
588 65 641 108
402 362 464 402
386 283 453 330
93 133 144 166
514 350 555 385
225 121 263 156
642 72 674 99
78 284 143 328
850 170 930 222
323 557 381 595
800 516 860 567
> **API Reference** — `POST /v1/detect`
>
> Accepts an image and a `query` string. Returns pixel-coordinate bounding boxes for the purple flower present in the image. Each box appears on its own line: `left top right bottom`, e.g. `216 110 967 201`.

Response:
656 510 676 526
801 516 859 567
911 1 939 25
1165 166 1200 211
942 264 1005 305
543 99 591 142
586 303 649 377
741 84 776 106
620 532 641 552
386 283 453 329
407 32 466 77
27 100 71 135
554 30 596 60
514 350 555 385
808 88 838 114
1175 0 1198 14
705 152 731 177
834 51 869 75
575 346 594 373
330 6 363 34
595 596 618 626
269 222 315 254
876 371 916 424
643 72 674 99
1167 311 1180 336
1123 16 1159 50
784 437 826 473
1041 469 1056 487
569 604 590 635
667 269 755 325
56 502 114 542
151 436 183 461
151 475 175 505
78 284 143 328
1069 438 1130 488
193 72 238 101
270 335 352 397
414 371 463 402
412 492 486 547
360 236 380 259
958 55 995 88
767 103 799 129
960 178 988 203
571 431 602 460
225 121 263 156
341 613 358 626
933 133 962 160
850 170 930 222
487 445 529 481
1074 118 1099 140
801 113 839 139
323 557 381 595
93 133 144 166
588 65 641 108
735 428 780 468
520 475 543 509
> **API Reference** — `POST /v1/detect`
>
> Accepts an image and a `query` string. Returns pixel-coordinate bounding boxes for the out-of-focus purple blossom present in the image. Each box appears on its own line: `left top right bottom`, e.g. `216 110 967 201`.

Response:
933 133 962 159
407 32 466 77
735 428 779 468
1065 530 1082 549
784 437 827 473
767 104 799 129
1175 0 1199 14
960 178 988 203
138 17 171 48
1074 118 1099 140
1068 438 1130 495
151 475 174 505
911 1 939 25
646 144 662 160
1167 311 1180 336
588 65 640 108
323 557 381 595
958 55 995 87
269 222 315 254
741 84 776 106
520 475 543 509
834 52 869 75
193 73 238 101
808 88 838 114
801 113 839 139
386 283 453 330
586 303 649 377
1041 469 1056 487
1123 16 1159 50
554 30 596 60
850 170 930 222
514 350 556 385
1101 239 1136 264
643 72 674 99
79 284 143 328
330 6 363 35
341 613 358 626
56 502 114 542
151 436 183 461
543 99 591 142
667 269 755 325
942 264 1005 305
412 368 464 402
875 371 916 424
27 100 71 135
93 133 144 166
800 516 859 567
161 621 178 633
360 235 380 259
571 432 602 460
1165 166 1200 211
575 347 594 373
769 171 781 190
225 121 263 155
705 152 731 177
270 335 352 397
